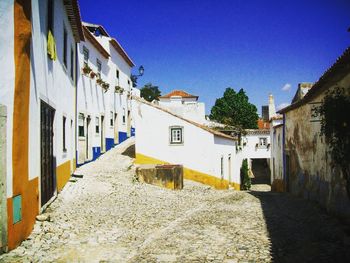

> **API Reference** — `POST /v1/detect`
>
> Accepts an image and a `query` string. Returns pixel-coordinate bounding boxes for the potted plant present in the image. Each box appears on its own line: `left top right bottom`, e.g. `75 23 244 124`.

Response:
82 64 92 75
102 82 110 92
90 71 96 79
115 85 122 93
96 78 103 85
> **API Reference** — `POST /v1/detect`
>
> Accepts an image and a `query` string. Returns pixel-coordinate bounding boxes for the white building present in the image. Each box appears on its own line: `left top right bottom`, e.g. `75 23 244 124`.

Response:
158 90 207 124
132 97 241 190
76 22 135 165
0 0 84 250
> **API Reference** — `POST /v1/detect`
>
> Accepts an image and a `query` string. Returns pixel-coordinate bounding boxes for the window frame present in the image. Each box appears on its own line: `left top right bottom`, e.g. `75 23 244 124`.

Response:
110 111 114 127
95 117 100 134
78 113 85 137
97 59 102 78
70 45 74 80
258 137 268 148
83 46 89 65
169 126 184 145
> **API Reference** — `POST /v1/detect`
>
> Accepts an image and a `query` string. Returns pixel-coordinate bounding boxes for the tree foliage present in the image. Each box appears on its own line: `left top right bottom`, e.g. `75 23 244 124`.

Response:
240 159 251 190
319 86 350 196
140 83 161 102
209 88 259 129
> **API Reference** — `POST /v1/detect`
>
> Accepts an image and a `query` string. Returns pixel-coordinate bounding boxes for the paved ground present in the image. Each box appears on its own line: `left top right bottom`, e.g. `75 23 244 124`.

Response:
1 138 350 262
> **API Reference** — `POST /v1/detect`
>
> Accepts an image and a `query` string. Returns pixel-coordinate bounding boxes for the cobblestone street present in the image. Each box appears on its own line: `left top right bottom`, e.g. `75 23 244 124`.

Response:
1 139 349 262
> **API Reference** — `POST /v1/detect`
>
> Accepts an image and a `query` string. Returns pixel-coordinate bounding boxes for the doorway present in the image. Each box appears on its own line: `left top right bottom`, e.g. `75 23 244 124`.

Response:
114 113 118 144
251 158 271 185
86 116 91 160
40 101 55 207
228 155 232 184
101 115 105 152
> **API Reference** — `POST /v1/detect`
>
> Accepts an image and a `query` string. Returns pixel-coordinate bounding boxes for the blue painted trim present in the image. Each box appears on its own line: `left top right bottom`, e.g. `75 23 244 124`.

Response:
92 146 101 161
118 131 128 143
106 138 114 151
131 127 135 137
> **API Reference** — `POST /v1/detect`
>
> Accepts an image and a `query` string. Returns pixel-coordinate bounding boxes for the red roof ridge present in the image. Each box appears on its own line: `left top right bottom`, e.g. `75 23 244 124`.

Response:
159 90 199 99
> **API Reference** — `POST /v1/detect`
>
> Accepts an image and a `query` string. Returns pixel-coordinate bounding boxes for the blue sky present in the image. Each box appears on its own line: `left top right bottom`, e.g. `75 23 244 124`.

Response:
80 0 350 115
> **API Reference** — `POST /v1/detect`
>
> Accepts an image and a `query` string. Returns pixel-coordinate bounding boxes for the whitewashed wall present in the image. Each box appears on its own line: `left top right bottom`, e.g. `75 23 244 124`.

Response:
132 100 240 185
0 0 15 197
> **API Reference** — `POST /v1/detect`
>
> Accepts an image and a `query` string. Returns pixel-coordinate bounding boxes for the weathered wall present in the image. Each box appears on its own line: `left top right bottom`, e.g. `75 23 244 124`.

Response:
0 105 7 253
270 125 284 191
284 73 350 222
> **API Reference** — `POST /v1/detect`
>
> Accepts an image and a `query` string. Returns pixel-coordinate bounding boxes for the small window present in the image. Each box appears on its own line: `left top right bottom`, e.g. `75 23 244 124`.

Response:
170 126 183 144
83 46 89 65
63 26 67 67
116 69 119 79
63 116 67 152
97 59 102 78
122 108 126 124
259 137 267 147
78 113 84 137
96 117 100 134
70 46 74 80
47 0 54 34
110 111 113 126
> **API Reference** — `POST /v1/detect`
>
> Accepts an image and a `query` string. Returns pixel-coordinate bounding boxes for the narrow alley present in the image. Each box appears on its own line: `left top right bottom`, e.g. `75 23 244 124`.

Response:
0 139 349 262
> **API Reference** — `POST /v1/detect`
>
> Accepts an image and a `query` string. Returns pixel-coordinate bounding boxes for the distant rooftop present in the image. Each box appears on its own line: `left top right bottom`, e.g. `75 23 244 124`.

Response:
159 90 199 100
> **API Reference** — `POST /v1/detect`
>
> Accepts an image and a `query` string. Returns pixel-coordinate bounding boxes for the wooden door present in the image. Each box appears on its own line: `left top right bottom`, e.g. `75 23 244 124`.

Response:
101 115 105 152
40 101 55 207
86 116 91 159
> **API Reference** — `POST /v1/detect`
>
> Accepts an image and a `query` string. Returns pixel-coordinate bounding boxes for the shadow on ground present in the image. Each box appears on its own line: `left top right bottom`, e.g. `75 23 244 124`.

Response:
121 144 135 158
249 190 350 263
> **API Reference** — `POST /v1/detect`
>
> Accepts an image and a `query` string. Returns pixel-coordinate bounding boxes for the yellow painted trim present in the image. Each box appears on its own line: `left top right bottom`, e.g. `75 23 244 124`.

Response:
56 160 71 191
135 153 240 190
72 158 76 171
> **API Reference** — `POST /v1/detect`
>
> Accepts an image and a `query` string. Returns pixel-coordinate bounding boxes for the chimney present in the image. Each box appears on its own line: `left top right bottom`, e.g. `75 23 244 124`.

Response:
268 94 276 119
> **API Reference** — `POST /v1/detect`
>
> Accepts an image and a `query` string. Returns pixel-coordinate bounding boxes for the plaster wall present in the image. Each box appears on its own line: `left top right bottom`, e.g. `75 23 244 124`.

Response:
132 100 239 187
270 125 283 191
284 73 350 222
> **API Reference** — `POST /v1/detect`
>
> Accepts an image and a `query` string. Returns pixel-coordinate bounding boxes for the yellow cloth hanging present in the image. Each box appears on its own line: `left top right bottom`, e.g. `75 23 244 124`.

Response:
47 30 57 60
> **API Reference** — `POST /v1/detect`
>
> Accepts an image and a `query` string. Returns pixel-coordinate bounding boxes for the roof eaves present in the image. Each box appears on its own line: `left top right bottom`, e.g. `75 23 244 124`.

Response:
64 0 84 42
83 26 110 59
109 38 135 67
278 46 350 114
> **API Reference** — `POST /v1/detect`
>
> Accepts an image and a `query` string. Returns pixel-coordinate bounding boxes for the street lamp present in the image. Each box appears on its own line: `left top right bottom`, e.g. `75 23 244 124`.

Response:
131 65 144 87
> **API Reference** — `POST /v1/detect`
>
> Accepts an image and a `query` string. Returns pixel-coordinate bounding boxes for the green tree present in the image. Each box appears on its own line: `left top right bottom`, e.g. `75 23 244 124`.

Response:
240 159 251 190
140 83 161 102
210 88 258 129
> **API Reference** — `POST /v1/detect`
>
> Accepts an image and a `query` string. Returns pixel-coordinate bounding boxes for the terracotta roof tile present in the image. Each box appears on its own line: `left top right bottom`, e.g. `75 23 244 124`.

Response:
159 90 199 99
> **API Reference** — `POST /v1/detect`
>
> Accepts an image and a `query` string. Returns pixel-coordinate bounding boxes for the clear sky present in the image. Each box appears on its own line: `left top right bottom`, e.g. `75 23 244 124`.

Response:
79 0 350 115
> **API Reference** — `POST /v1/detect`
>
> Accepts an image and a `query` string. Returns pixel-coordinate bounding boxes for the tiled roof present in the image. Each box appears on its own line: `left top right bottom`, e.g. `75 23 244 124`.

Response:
82 26 110 59
132 96 236 141
257 119 270 129
245 129 270 135
159 90 199 100
64 0 84 42
279 47 350 114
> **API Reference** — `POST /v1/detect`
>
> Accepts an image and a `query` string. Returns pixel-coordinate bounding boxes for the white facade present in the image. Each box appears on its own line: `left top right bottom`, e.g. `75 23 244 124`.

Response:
76 23 135 165
158 93 206 124
0 0 83 249
133 98 240 189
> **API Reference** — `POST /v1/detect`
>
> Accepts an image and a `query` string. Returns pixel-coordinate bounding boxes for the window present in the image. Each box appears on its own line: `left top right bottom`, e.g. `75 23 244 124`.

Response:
122 108 126 124
259 137 267 147
169 126 183 144
47 0 54 34
78 113 84 137
97 59 102 78
96 117 100 134
220 157 224 179
116 69 119 79
70 46 74 80
63 116 67 152
110 111 114 126
63 26 67 67
83 46 89 65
